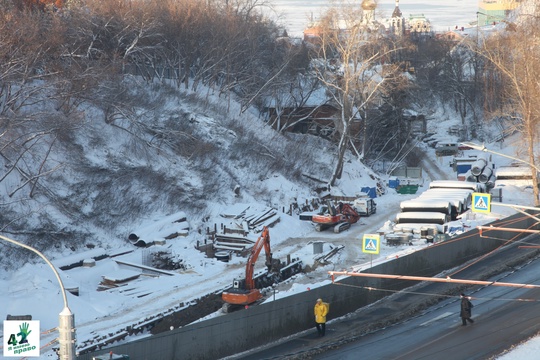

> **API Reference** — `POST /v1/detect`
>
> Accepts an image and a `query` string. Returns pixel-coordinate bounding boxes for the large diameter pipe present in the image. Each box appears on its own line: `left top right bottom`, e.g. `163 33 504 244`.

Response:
478 166 493 183
471 158 487 176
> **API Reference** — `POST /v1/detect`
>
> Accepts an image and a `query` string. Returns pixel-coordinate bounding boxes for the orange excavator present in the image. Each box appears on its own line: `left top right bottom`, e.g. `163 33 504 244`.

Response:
222 226 274 312
311 199 360 233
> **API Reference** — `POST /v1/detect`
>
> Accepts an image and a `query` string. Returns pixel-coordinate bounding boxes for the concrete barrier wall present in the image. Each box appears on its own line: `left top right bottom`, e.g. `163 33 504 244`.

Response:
79 213 537 360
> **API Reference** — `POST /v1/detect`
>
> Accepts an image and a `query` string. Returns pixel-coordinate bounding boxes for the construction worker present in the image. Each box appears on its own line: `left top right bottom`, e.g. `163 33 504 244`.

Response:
314 298 329 336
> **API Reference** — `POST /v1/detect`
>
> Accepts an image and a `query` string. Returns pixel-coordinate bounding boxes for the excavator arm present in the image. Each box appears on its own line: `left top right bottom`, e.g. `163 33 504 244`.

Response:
222 226 272 308
245 226 272 290
341 203 360 224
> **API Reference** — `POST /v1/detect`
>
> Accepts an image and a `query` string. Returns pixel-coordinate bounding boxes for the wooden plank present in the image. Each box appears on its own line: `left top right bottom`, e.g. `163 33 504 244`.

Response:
214 241 247 249
214 234 253 243
214 244 247 251
221 228 248 236
250 210 277 226
255 214 281 229
114 260 176 276
249 208 274 225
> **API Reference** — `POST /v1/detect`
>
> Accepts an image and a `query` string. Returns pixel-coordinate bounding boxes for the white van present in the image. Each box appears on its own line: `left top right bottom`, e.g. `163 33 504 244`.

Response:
435 141 459 156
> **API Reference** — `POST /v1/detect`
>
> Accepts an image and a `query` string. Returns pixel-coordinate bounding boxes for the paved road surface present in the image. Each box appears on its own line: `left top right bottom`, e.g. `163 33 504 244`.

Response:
231 233 540 360
317 268 540 360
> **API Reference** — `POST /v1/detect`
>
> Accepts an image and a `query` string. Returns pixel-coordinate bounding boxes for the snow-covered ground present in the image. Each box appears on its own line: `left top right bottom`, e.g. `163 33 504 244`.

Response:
2 125 537 359
496 337 540 359
3 1 539 359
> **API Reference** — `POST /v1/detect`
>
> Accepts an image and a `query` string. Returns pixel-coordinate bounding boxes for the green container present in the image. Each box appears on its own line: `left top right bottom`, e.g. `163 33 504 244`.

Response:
396 185 419 194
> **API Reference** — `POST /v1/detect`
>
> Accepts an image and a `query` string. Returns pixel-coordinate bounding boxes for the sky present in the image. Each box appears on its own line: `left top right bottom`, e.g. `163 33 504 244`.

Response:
266 0 481 37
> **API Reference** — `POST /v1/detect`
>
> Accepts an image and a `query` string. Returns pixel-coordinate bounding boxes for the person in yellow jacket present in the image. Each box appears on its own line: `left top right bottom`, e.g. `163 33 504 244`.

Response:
314 298 329 336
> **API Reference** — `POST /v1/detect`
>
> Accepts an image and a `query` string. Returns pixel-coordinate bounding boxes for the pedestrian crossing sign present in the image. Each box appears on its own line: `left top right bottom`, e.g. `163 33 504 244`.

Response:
472 192 491 214
362 234 380 254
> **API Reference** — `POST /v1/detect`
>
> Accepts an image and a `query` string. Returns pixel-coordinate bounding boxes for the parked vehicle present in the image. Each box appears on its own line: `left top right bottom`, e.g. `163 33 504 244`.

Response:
312 200 360 233
435 142 459 156
353 197 377 216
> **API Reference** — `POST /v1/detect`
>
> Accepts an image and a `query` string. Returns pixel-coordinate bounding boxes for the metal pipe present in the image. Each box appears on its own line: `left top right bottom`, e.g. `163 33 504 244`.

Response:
328 271 540 288
478 226 540 234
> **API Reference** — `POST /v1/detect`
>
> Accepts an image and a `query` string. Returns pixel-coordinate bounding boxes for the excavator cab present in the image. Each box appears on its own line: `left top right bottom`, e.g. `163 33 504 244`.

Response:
222 287 262 307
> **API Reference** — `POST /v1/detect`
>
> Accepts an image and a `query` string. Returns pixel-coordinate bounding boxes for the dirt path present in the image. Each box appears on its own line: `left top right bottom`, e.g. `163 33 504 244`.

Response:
420 152 454 181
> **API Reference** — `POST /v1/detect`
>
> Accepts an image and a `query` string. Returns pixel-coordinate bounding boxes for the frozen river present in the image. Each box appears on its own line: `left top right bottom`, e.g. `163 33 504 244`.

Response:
264 0 480 37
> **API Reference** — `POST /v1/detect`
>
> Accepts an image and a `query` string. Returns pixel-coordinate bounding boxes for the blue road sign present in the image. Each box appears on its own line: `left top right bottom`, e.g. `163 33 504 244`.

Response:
472 192 491 213
362 234 380 254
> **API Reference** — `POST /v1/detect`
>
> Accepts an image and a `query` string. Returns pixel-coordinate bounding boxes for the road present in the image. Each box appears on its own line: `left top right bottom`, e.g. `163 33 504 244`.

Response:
420 150 454 181
233 233 540 360
317 262 540 360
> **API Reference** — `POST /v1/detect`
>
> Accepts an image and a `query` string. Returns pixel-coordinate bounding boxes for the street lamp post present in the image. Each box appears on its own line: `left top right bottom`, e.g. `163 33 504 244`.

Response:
0 234 77 360
460 142 540 173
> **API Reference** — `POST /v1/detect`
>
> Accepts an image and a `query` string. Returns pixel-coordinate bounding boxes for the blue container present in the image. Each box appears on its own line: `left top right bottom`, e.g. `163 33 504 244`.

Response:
361 187 377 198
388 179 400 189
456 163 472 174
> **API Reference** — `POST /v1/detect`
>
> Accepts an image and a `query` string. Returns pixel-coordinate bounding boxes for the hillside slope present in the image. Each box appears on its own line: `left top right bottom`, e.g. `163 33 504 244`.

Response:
0 78 381 265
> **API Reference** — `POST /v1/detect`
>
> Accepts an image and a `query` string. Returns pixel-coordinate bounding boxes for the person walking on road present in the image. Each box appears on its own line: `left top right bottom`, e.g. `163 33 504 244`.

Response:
460 293 474 326
314 298 329 336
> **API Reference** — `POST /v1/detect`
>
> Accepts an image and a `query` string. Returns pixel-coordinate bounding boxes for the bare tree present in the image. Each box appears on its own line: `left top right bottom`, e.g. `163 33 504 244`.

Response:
0 6 98 206
478 15 540 204
309 2 405 186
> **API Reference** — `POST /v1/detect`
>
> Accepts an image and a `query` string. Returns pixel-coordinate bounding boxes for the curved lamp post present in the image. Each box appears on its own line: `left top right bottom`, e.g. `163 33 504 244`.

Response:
460 141 540 206
0 234 77 360
460 142 540 173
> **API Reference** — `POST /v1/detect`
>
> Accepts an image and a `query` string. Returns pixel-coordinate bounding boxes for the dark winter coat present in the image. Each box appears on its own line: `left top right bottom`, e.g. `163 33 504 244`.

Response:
460 297 473 318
